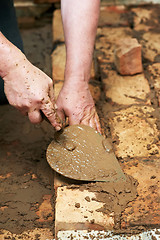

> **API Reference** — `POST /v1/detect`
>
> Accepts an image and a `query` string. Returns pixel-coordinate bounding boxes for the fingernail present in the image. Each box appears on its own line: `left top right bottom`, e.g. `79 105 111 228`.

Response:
55 104 58 110
56 126 61 131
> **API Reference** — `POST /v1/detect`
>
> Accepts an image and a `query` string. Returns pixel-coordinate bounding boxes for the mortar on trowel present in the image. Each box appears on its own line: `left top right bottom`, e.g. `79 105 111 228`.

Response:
46 125 126 182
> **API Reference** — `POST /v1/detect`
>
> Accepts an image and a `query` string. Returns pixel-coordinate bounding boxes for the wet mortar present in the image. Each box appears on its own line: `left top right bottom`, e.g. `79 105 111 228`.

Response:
0 4 160 238
0 22 55 234
46 125 126 182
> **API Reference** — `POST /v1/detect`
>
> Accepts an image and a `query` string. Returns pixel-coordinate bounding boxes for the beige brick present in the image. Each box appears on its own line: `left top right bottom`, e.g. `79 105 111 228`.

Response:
52 9 64 43
114 38 143 75
132 7 158 31
96 38 114 64
52 44 66 81
97 27 132 44
121 158 160 227
36 194 53 223
102 70 150 105
55 186 114 234
98 6 129 27
0 228 53 240
109 105 160 158
140 32 160 62
147 63 160 106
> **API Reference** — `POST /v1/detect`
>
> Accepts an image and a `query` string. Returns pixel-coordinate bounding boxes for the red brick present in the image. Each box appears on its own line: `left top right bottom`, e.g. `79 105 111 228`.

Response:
114 38 143 75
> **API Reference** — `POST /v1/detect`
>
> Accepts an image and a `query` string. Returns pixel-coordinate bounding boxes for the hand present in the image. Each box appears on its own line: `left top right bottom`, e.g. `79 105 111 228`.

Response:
56 81 101 133
3 56 62 131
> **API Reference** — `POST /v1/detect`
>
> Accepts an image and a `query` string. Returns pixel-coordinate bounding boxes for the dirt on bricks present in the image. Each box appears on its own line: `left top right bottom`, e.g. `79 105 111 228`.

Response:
0 3 160 239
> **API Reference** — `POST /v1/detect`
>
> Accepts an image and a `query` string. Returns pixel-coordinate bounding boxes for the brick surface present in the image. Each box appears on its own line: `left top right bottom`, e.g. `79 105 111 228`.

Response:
95 27 132 66
52 44 65 81
96 37 115 64
0 228 54 240
97 27 132 43
102 70 150 105
121 158 160 227
140 32 160 62
52 9 64 43
109 105 160 159
98 6 129 27
147 63 160 106
55 186 114 235
114 38 143 75
132 8 155 31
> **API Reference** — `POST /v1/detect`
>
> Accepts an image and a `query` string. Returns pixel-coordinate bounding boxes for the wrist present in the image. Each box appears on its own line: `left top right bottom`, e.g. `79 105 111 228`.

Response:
0 32 26 79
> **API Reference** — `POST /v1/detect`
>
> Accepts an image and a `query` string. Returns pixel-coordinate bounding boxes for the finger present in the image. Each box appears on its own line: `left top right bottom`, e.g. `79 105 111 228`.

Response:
28 109 43 124
95 112 102 134
89 113 97 131
56 107 66 127
49 84 55 103
41 98 62 131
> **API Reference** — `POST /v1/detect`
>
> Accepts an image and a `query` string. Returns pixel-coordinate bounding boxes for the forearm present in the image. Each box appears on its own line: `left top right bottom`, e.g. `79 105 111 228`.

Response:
0 32 26 79
61 0 100 84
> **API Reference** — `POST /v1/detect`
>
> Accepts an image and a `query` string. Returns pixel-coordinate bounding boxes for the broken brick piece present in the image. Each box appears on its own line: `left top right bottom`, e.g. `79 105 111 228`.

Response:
114 38 143 76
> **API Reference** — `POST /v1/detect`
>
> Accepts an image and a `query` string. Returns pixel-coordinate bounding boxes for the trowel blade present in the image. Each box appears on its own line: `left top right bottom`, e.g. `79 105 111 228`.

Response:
46 125 126 182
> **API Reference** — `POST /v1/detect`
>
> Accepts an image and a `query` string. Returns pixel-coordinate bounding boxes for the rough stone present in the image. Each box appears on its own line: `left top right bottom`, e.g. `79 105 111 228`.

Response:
98 6 129 27
140 32 160 62
114 38 143 75
121 158 160 227
102 70 150 105
109 105 160 158
132 7 159 31
0 228 53 240
147 63 160 106
97 27 132 43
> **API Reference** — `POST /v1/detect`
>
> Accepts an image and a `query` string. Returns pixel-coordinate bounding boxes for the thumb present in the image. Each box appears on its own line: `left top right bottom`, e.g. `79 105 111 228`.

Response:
55 104 66 127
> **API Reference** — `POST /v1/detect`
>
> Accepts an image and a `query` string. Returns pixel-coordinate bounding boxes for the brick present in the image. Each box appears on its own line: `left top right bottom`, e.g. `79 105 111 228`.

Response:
52 9 64 43
55 186 114 235
97 27 132 44
57 229 160 239
121 158 160 227
114 38 143 75
102 70 150 105
147 63 160 106
95 27 132 66
52 44 65 81
96 37 115 64
109 105 160 159
54 81 63 99
132 7 158 31
36 194 53 223
0 228 53 240
140 32 160 62
98 6 129 27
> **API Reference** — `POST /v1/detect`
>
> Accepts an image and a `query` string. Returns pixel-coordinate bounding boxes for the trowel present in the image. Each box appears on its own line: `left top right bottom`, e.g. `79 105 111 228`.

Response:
46 125 126 182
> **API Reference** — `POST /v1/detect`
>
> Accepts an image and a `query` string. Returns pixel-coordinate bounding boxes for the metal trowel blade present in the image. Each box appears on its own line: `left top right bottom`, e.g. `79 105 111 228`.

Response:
46 125 126 182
